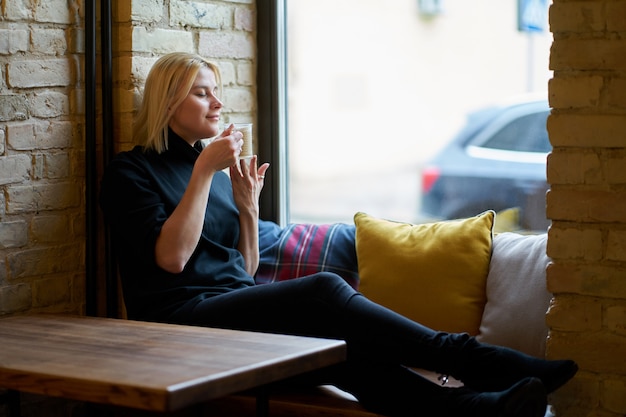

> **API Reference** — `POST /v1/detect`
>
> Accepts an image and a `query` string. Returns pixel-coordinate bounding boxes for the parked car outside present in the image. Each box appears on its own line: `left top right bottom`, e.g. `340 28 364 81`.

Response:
420 95 551 231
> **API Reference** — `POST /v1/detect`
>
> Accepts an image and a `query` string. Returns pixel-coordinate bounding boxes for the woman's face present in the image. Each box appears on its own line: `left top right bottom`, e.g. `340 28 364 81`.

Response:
168 66 222 144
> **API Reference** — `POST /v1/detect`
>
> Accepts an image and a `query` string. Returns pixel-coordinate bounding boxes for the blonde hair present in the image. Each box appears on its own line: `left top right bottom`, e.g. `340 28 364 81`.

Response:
133 52 222 153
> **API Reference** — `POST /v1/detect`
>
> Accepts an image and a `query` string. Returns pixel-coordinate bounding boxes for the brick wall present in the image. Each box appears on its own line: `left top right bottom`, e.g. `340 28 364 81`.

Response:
0 0 85 316
546 1 626 415
0 0 256 314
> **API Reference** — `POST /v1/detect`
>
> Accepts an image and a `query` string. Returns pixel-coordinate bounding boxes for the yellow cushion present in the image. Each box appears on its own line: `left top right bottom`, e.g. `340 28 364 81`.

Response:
354 211 494 335
494 207 521 233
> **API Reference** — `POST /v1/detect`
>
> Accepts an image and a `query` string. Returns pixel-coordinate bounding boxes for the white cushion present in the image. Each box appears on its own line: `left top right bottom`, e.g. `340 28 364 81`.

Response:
477 233 552 358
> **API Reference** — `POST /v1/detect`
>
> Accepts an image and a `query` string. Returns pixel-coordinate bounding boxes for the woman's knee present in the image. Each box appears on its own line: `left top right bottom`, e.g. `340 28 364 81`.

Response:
306 272 356 301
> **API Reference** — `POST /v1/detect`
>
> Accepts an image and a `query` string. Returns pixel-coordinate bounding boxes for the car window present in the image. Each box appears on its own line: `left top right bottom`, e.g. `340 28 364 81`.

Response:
480 111 551 153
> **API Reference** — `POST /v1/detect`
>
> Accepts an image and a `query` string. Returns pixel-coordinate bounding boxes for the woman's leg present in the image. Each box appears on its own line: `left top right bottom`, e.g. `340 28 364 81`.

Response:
172 273 576 393
173 272 465 364
276 359 547 417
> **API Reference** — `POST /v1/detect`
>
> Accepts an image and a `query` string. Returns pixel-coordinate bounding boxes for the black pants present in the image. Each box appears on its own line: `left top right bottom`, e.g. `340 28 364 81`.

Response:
169 273 478 416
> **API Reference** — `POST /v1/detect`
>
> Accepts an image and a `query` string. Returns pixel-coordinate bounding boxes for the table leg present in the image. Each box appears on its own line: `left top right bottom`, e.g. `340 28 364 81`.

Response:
255 386 269 417
7 390 21 417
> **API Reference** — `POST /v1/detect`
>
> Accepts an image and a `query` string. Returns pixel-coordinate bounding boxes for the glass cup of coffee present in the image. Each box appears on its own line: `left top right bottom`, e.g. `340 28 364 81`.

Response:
232 123 253 159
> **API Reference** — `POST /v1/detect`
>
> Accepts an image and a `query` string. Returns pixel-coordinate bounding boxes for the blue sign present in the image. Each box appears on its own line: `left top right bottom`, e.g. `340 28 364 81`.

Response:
518 0 549 32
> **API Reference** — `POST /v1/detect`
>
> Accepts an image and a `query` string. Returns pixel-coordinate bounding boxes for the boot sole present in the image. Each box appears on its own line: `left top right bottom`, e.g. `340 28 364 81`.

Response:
500 377 547 417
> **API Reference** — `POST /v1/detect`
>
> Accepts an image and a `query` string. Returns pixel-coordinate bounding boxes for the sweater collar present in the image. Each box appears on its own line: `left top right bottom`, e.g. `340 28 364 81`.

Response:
167 128 204 160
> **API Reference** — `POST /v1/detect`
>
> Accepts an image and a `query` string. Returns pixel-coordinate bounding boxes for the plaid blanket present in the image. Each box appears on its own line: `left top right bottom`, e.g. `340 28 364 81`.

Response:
256 220 359 289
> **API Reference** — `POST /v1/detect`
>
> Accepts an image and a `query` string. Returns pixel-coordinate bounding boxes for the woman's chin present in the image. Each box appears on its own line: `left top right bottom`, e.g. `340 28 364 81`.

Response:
203 127 219 139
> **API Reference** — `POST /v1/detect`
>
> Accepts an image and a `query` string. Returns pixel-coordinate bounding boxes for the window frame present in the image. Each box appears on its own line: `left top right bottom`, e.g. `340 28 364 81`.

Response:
256 0 289 225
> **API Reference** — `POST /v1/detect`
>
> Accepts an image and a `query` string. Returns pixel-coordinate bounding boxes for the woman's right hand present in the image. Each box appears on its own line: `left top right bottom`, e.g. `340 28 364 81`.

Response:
197 125 244 173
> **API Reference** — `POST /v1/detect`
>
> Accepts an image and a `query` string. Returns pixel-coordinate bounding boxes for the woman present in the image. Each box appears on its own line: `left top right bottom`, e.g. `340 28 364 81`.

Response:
100 52 577 417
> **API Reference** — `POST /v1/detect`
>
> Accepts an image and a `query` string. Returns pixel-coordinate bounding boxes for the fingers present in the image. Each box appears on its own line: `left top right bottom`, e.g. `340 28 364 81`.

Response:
257 162 270 181
233 157 270 184
239 156 251 176
216 126 244 160
223 125 241 139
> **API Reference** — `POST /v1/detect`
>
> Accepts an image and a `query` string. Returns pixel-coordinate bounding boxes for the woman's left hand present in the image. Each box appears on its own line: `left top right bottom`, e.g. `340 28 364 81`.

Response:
230 156 270 215
231 156 270 275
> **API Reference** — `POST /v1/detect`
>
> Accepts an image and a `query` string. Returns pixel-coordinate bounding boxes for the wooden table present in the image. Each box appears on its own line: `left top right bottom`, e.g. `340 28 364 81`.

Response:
0 314 346 415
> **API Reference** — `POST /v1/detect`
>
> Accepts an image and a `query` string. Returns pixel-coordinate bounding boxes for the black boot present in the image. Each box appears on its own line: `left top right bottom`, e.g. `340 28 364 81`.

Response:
449 377 548 417
449 337 578 393
334 362 547 417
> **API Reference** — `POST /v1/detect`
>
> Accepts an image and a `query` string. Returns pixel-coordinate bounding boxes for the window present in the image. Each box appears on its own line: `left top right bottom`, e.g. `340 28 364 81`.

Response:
258 0 553 228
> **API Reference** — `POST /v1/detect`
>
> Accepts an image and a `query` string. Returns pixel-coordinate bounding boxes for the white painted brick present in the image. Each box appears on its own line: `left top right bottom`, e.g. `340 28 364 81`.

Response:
6 182 80 214
236 62 254 86
8 59 72 88
0 66 6 93
34 0 71 24
131 56 159 83
0 220 28 248
4 0 33 20
217 61 236 86
0 154 31 186
34 121 73 149
234 6 255 31
30 92 70 118
0 95 29 122
33 154 44 179
32 28 68 55
132 0 165 23
0 28 29 55
170 1 229 28
132 27 194 54
43 153 70 179
0 127 5 155
222 87 254 113
198 31 254 59
6 122 35 150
